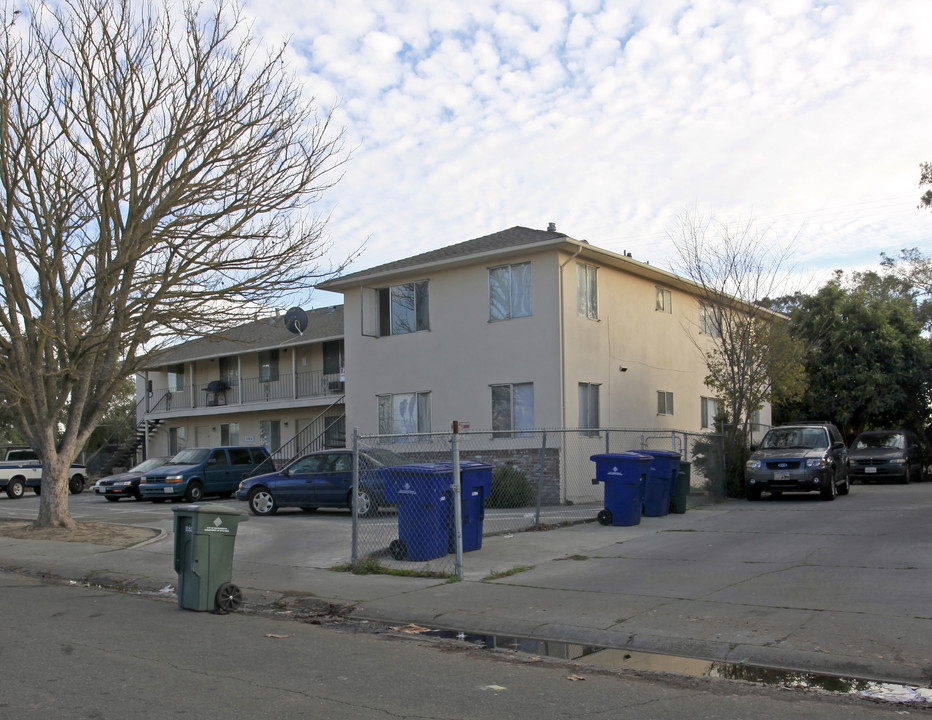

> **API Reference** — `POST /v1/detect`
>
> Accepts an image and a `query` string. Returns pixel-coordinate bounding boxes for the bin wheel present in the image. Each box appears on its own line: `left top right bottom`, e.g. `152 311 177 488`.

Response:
215 583 243 613
388 539 407 561
597 509 613 526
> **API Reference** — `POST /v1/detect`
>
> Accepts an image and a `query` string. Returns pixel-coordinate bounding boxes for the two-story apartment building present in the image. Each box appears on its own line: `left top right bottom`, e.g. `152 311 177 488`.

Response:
136 306 346 461
318 225 767 440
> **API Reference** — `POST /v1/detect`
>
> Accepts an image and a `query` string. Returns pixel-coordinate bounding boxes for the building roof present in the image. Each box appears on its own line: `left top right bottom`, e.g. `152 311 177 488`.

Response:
145 305 344 367
318 225 568 289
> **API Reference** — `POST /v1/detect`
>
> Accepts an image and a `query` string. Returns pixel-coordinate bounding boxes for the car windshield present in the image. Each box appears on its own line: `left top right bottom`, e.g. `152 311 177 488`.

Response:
361 448 409 467
853 433 904 450
760 427 829 450
169 449 209 465
129 457 170 473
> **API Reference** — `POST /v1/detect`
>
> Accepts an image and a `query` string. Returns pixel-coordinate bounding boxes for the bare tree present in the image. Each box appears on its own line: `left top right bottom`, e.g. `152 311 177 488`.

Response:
671 210 806 495
0 0 349 528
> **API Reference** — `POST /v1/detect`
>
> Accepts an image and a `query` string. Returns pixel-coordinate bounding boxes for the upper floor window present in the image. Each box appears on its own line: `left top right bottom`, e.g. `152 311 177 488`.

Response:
378 391 431 440
489 262 532 321
656 287 672 313
362 281 430 336
576 263 598 320
167 364 185 392
219 356 239 387
578 382 600 437
491 382 534 438
699 305 721 337
258 349 279 382
657 390 674 416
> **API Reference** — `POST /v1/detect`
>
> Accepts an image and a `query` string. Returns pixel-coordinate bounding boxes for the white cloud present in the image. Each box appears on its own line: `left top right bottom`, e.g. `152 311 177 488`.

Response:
242 0 932 306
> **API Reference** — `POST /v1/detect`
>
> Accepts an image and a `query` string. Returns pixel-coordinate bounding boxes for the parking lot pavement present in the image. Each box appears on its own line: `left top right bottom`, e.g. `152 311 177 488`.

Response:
1 483 931 687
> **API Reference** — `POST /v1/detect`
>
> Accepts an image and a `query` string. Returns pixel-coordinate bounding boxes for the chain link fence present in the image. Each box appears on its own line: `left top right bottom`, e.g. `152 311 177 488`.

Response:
350 426 724 578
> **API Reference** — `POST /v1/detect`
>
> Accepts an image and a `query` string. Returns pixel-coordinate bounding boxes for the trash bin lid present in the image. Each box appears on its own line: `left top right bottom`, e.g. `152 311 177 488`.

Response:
636 449 682 459
172 502 248 517
590 452 652 462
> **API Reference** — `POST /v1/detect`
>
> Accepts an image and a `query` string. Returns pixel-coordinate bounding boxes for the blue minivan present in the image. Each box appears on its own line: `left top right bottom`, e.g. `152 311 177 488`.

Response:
138 446 271 503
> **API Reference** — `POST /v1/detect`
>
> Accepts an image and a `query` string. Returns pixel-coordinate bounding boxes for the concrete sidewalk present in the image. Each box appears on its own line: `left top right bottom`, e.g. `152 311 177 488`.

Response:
1 488 930 687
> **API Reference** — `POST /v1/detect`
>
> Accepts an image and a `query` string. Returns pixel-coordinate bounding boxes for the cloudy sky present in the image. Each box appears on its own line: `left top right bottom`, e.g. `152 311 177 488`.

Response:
243 0 932 308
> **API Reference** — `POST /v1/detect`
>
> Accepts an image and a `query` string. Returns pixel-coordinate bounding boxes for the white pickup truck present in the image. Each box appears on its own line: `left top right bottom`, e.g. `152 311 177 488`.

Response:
0 446 88 499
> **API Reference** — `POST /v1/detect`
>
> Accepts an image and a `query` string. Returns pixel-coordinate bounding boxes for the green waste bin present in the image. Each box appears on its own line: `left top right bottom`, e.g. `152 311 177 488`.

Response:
173 503 248 612
672 462 691 514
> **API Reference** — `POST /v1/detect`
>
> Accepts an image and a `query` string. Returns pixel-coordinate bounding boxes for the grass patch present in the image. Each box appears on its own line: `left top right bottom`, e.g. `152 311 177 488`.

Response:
482 566 532 582
331 558 452 579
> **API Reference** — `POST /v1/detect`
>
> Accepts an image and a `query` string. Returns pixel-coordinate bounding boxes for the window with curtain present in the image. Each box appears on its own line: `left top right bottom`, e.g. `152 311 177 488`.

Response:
578 383 601 436
489 262 532 321
377 391 431 440
657 391 674 416
491 383 534 438
576 263 598 319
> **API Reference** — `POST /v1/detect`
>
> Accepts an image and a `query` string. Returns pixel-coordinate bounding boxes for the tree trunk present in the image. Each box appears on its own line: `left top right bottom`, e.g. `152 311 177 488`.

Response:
35 457 76 530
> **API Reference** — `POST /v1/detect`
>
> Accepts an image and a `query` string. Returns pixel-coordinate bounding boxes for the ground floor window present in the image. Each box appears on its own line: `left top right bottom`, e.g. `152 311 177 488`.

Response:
221 422 240 445
378 391 431 440
260 419 281 452
491 382 534 438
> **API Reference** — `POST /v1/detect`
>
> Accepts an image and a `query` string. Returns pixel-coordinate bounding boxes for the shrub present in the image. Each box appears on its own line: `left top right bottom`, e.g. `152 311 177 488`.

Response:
488 465 534 508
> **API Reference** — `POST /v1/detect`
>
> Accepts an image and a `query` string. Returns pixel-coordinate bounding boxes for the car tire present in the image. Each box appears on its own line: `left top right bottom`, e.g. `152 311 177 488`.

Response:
247 487 277 516
353 487 378 518
184 481 204 503
5 477 25 499
820 476 837 501
134 490 146 501
69 475 85 494
105 496 120 503
746 487 761 501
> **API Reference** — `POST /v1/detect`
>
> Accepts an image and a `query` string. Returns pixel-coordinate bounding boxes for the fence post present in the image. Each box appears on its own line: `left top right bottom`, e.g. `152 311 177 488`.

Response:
451 423 464 580
605 428 610 454
351 427 359 567
535 431 547 531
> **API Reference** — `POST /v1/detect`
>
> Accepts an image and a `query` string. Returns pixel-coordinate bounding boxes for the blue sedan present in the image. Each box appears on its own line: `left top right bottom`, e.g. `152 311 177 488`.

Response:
235 448 408 517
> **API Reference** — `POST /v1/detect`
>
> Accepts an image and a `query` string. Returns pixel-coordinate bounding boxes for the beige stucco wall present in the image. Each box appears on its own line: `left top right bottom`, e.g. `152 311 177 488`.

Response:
342 250 564 435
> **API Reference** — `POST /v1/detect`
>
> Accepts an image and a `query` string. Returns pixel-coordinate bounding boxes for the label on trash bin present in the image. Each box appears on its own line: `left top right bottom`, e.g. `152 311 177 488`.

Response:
204 516 230 533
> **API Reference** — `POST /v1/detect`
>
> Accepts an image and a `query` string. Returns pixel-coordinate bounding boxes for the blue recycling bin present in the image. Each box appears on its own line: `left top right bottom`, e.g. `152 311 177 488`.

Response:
639 449 681 517
380 464 452 562
436 461 493 553
591 452 651 526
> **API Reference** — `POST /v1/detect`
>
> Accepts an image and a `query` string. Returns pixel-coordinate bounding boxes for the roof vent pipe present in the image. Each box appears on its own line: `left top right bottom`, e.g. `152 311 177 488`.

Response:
547 222 556 232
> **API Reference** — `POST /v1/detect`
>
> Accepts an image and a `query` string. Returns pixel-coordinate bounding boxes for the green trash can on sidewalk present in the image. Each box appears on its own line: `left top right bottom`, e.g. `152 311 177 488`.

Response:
672 462 691 514
173 503 248 612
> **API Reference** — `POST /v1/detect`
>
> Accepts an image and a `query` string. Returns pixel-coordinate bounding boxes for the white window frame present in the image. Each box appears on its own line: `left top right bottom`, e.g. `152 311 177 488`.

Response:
377 391 431 440
699 305 722 338
576 263 598 320
578 382 601 437
700 396 720 429
362 281 430 337
657 390 674 416
656 287 672 314
489 262 532 321
491 382 534 438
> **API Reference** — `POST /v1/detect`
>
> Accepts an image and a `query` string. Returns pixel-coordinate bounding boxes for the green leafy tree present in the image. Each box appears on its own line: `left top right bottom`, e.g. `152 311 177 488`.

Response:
0 0 348 529
781 271 932 438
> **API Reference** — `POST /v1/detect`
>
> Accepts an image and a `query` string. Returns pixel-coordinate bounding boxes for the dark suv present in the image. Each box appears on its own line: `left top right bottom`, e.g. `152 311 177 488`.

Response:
745 422 850 501
138 446 271 502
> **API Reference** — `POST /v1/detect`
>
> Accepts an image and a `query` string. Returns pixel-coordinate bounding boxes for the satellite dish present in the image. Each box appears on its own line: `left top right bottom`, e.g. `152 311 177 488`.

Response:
284 307 308 335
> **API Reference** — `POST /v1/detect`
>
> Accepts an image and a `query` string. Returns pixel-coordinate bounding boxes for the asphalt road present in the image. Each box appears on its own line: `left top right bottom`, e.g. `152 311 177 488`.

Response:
1 569 923 720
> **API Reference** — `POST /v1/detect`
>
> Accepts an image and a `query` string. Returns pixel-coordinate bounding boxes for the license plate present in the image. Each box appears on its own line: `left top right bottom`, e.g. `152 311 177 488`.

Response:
774 472 791 480
865 467 877 474
164 488 173 494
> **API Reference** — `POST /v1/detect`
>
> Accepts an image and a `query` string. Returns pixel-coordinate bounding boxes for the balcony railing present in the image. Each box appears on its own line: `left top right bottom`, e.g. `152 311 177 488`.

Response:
147 370 344 413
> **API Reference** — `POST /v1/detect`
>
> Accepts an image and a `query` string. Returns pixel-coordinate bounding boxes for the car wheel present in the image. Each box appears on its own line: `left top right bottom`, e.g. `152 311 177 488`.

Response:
215 583 243 613
5 477 25 499
746 487 761 501
247 487 277 516
900 470 910 484
68 475 85 494
105 496 120 503
184 481 204 503
820 476 837 501
353 488 378 518
134 490 146 501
